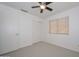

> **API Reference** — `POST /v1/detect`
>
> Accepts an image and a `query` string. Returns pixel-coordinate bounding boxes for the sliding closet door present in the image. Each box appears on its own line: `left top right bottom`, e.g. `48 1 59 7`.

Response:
0 5 19 54
18 13 32 48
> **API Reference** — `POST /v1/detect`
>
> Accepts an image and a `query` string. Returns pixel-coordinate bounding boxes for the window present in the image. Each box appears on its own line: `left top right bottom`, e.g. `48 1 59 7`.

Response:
49 16 69 34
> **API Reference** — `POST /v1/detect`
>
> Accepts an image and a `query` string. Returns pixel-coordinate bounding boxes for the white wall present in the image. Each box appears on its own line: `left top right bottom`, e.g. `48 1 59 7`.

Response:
42 6 79 52
0 4 42 54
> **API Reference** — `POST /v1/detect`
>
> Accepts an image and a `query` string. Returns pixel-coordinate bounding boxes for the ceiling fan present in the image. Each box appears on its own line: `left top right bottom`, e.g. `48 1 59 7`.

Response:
32 2 53 13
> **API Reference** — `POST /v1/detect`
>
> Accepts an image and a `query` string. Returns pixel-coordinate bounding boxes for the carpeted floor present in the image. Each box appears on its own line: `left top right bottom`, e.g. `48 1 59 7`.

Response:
1 41 79 57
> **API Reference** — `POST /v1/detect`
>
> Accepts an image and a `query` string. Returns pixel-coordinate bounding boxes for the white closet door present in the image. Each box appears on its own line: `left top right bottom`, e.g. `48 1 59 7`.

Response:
18 14 32 48
0 5 19 54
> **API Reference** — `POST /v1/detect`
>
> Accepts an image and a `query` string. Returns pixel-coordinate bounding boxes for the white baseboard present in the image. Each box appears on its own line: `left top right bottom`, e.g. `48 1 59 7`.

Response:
0 40 40 55
43 40 79 53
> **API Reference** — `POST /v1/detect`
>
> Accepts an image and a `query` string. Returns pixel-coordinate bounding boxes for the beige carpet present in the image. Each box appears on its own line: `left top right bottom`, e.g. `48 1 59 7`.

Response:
1 41 79 57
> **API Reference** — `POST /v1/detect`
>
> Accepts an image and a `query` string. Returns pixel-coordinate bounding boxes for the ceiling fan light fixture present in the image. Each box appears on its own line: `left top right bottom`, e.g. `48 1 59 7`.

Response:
32 2 53 13
40 5 46 9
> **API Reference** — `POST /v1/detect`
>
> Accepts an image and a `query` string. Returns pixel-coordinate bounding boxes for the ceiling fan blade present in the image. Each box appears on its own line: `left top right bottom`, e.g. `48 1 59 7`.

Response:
45 2 52 5
40 9 43 13
32 6 40 8
21 9 28 13
38 2 42 4
46 7 53 11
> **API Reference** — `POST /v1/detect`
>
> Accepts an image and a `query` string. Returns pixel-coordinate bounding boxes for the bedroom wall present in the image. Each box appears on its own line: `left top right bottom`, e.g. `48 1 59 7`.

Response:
42 6 79 52
0 4 42 54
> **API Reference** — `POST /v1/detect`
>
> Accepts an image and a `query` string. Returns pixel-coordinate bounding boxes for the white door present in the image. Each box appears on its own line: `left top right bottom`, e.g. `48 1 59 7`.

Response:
0 5 19 54
18 14 32 48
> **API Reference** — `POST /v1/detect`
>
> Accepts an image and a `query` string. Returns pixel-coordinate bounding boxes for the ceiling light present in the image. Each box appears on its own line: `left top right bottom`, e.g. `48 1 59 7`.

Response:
40 5 46 9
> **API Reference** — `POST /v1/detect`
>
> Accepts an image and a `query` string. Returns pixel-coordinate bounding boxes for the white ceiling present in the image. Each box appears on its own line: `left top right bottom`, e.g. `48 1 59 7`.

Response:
1 2 79 19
